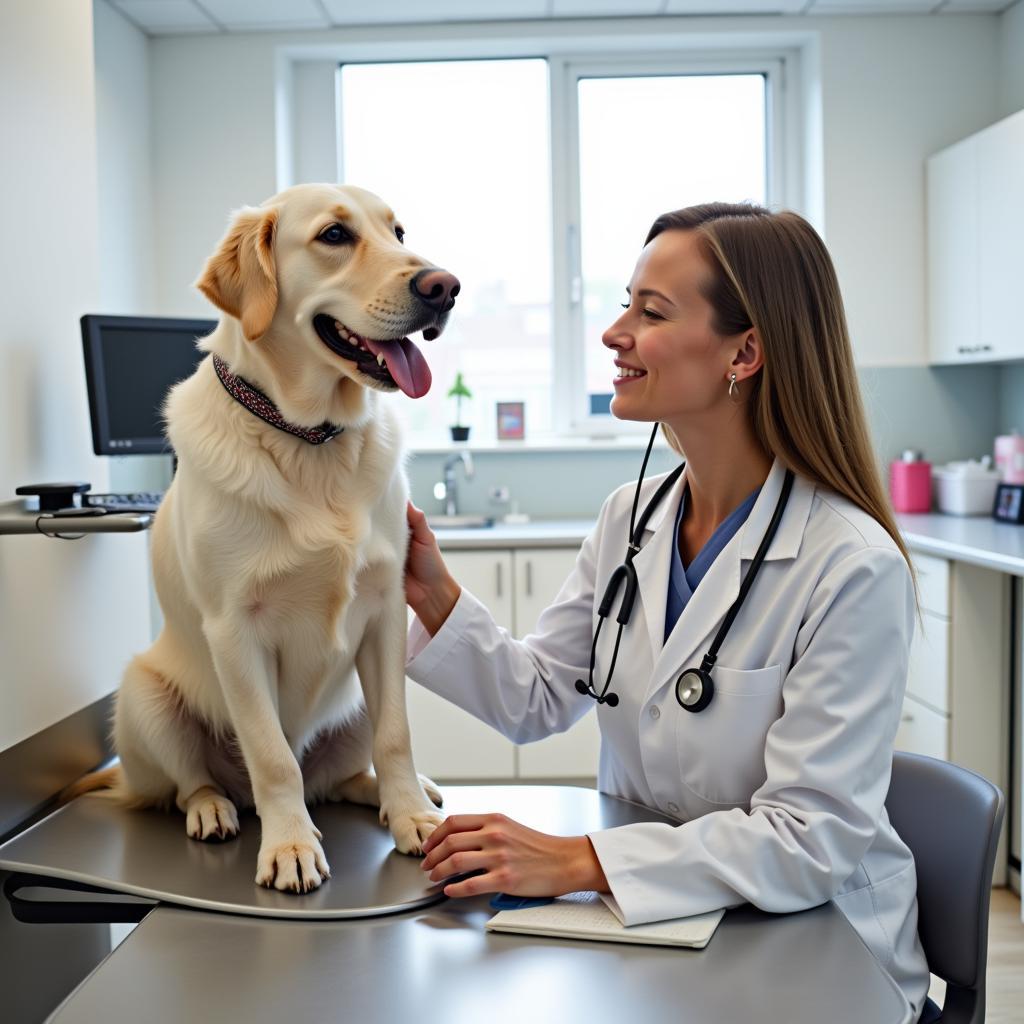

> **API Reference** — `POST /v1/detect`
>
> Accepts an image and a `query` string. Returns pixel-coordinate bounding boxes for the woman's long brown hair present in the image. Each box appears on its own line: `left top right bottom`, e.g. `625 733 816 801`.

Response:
647 202 916 582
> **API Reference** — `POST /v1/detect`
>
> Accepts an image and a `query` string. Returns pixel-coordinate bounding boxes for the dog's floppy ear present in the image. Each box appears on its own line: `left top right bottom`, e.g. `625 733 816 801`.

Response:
195 206 279 341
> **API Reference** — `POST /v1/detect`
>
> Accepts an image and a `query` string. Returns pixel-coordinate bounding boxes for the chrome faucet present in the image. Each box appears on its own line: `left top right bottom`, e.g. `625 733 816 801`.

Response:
440 450 474 516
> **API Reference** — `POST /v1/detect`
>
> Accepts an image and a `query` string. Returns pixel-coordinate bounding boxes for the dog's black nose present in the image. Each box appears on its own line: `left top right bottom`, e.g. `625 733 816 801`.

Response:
411 269 460 313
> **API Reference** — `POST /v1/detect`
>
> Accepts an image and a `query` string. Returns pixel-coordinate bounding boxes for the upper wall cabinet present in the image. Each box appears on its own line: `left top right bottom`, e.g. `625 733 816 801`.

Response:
927 109 1024 365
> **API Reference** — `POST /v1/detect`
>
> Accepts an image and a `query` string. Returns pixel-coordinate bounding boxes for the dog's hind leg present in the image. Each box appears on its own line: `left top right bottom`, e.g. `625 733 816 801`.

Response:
302 711 442 810
116 654 240 841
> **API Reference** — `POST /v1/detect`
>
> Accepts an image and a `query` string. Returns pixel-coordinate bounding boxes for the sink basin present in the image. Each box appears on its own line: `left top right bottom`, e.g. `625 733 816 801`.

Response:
427 514 495 530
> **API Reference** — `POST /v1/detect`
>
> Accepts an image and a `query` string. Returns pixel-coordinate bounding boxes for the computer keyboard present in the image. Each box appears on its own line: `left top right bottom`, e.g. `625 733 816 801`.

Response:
85 491 165 514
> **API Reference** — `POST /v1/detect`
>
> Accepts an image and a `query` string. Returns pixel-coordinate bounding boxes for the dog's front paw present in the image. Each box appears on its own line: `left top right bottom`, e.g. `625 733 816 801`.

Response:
185 789 239 842
255 819 330 893
388 808 446 856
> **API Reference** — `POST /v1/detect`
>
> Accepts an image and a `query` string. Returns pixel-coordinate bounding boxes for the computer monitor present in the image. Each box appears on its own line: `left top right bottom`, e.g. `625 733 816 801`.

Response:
81 314 215 456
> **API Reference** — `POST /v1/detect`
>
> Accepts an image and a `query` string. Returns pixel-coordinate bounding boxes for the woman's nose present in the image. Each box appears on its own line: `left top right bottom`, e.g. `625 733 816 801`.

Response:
602 316 633 351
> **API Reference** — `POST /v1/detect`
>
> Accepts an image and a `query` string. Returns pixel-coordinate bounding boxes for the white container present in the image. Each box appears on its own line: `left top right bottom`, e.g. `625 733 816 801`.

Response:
932 459 1001 516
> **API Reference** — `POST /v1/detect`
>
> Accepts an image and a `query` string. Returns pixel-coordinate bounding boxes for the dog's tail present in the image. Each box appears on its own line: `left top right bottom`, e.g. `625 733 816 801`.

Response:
57 764 156 811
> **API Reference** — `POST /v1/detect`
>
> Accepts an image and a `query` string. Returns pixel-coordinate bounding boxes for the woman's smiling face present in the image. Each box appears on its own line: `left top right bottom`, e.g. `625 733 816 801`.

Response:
602 228 743 425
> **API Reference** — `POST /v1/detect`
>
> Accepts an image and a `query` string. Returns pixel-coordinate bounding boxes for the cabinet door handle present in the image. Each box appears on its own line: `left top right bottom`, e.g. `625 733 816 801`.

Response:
525 560 533 597
900 713 914 723
496 561 503 598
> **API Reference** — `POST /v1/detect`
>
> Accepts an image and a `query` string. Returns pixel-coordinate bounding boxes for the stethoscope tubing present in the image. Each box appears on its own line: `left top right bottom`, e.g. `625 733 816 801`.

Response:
576 424 794 712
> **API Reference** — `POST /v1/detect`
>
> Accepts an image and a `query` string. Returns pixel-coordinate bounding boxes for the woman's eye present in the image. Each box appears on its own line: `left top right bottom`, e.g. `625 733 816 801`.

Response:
318 224 353 246
395 226 405 243
620 302 630 310
642 309 664 320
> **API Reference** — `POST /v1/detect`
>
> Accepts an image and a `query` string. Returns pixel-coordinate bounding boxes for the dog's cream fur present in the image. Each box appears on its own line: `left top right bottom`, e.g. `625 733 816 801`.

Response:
72 184 454 892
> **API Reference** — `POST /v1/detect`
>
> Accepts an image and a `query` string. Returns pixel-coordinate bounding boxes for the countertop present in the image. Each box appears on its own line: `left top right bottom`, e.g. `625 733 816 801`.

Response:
433 518 596 549
896 512 1024 575
436 512 1024 576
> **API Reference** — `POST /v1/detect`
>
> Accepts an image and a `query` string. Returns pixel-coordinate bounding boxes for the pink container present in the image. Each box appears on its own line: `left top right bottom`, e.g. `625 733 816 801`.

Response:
996 432 1024 484
889 451 932 513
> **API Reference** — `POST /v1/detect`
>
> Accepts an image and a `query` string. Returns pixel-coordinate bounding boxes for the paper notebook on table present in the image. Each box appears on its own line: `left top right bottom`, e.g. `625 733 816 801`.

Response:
485 891 724 949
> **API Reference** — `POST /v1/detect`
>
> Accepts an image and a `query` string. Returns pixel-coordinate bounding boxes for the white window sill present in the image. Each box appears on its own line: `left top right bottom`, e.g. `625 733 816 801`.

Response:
407 435 671 455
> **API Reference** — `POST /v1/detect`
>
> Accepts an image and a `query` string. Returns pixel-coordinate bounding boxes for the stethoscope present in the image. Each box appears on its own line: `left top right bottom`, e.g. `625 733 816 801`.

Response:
574 423 794 714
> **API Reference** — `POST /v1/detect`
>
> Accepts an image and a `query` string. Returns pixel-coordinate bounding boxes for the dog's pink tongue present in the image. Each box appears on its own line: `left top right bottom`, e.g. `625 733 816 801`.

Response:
363 337 432 398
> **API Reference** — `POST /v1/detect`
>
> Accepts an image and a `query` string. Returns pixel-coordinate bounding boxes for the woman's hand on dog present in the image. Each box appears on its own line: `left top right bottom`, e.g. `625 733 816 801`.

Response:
405 501 461 635
420 813 609 898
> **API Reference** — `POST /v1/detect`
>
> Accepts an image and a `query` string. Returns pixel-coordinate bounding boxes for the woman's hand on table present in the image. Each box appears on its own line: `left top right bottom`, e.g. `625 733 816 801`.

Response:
421 813 609 898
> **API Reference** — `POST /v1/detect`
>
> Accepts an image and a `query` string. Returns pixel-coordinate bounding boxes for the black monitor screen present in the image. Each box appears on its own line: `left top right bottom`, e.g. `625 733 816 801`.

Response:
81 315 215 455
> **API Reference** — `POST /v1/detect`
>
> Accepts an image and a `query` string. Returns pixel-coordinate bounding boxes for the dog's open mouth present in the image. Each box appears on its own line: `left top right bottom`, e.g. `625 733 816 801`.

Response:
313 315 433 399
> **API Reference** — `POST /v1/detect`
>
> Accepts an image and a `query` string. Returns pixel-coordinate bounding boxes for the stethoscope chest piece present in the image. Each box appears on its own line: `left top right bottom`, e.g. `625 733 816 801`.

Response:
675 668 714 713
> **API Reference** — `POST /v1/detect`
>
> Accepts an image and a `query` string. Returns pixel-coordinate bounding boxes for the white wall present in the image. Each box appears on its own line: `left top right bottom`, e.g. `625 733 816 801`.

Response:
93 0 156 314
816 17 995 368
0 0 151 753
147 14 997 367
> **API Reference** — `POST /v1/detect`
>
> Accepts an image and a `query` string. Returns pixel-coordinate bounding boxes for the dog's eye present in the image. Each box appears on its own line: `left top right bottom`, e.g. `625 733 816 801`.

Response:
394 226 405 244
318 224 354 246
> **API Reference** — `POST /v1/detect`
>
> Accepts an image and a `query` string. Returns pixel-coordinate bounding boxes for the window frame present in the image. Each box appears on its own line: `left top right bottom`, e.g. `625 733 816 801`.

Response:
550 53 785 436
287 28 801 445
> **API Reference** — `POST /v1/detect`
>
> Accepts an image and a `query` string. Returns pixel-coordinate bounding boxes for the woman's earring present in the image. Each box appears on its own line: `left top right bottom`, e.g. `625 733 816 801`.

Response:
728 373 738 398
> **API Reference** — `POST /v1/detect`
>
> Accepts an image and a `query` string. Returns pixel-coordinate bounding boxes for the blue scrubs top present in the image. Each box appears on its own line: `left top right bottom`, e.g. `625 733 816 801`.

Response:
664 484 761 644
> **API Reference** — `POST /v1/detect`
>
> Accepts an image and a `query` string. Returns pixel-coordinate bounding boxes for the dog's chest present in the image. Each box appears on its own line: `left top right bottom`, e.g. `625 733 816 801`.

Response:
242 516 400 638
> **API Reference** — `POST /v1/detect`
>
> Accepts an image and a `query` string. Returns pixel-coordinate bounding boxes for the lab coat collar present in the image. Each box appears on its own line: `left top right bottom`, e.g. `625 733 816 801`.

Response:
631 458 815 685
637 458 814 561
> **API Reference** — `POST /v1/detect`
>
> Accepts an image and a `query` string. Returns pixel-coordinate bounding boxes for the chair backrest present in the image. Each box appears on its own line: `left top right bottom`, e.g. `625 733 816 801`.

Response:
884 751 1005 1024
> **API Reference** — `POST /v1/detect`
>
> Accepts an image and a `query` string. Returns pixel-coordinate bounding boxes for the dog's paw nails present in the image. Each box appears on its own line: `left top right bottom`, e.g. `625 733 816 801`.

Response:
186 793 240 842
255 831 330 893
391 810 445 856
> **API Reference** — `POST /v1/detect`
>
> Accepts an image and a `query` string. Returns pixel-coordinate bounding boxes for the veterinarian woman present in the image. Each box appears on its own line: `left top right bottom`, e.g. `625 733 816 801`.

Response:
402 202 932 1021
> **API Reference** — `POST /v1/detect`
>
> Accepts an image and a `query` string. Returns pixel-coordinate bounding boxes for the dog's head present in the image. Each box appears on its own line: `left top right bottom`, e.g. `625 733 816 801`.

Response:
195 183 459 400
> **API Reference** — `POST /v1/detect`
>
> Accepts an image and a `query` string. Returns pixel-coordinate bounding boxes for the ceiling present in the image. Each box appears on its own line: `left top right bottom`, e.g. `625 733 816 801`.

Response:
106 0 1019 35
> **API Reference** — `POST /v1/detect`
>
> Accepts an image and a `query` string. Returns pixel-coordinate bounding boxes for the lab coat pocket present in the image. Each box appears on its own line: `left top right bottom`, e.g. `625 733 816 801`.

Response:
675 664 783 806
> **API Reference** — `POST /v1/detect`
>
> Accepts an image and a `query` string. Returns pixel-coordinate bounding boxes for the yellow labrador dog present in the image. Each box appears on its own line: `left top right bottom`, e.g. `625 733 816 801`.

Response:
72 184 458 892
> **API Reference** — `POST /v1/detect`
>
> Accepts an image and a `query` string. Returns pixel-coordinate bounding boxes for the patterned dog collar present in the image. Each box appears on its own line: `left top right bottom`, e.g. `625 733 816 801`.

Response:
212 354 344 446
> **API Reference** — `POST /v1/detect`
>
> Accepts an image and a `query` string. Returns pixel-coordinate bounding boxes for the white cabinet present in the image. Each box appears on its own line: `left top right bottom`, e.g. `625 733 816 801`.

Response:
927 108 1024 364
406 545 595 783
927 137 980 364
405 550 516 780
897 552 1009 883
513 548 601 780
978 111 1024 362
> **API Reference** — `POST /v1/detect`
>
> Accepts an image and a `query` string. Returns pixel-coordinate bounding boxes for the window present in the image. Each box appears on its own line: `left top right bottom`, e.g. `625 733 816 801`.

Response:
338 56 774 443
340 60 553 441
574 72 767 421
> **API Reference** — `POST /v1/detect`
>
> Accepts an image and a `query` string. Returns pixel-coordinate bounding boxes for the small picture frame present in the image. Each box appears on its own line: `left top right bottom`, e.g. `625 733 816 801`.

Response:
993 483 1024 523
496 401 525 441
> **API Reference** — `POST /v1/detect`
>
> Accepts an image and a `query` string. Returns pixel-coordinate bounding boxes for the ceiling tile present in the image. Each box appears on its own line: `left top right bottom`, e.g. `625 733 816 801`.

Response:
663 0 806 13
805 0 936 12
550 0 665 14
112 0 219 32
938 0 1016 11
320 0 547 25
198 0 329 29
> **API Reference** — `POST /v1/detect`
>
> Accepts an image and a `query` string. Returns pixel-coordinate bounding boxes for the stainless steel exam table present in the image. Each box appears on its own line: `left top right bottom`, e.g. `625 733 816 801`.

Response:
0 785 913 1023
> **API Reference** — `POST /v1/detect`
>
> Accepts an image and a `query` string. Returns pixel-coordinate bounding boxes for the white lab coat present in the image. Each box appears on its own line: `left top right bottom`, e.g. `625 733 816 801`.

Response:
406 459 929 1017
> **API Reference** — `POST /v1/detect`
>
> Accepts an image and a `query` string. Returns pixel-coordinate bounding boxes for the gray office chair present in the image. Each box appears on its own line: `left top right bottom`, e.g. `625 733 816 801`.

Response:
884 751 1005 1024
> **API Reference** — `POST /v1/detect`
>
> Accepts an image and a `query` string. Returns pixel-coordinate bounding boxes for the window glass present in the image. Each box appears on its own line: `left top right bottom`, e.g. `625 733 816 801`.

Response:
340 59 552 441
577 74 767 414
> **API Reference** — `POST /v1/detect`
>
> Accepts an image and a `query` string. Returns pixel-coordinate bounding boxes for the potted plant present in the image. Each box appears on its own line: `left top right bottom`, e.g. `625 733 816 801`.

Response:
447 372 472 442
